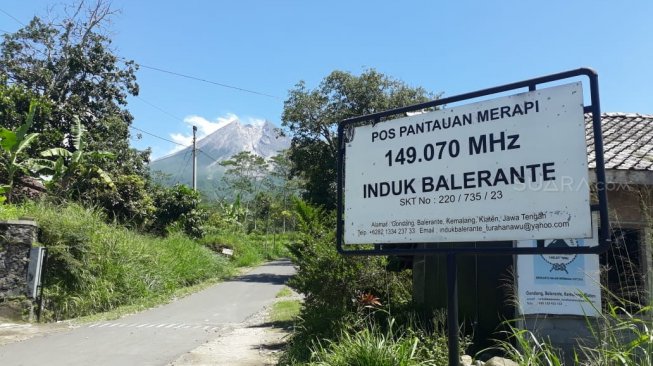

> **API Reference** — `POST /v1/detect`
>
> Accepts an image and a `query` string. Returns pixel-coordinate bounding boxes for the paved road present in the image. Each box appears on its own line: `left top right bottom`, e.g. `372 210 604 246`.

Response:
0 260 295 366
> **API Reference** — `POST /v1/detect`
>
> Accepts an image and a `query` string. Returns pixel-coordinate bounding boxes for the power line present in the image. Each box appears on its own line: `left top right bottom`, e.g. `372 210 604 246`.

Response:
198 148 220 163
129 125 188 147
131 97 204 160
132 96 225 163
0 8 25 27
0 7 275 163
135 96 185 122
0 8 280 101
130 118 222 164
136 62 281 99
0 8 193 159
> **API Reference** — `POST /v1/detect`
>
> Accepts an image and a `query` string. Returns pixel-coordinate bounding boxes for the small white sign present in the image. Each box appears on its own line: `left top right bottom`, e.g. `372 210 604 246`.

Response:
343 82 591 244
516 216 601 316
27 247 45 299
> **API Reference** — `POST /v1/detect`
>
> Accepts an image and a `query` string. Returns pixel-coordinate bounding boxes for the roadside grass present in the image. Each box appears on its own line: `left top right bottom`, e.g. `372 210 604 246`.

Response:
308 324 423 366
485 301 652 365
271 300 301 323
0 204 22 220
276 286 293 298
1 201 235 321
73 276 227 324
268 287 302 330
199 231 292 267
302 315 461 366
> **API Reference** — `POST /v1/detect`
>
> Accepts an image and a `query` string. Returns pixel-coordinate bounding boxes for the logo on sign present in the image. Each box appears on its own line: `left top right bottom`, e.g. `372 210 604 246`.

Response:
537 239 579 273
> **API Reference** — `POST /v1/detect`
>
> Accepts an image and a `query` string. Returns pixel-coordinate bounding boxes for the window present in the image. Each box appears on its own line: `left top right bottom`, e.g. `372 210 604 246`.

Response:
600 228 646 311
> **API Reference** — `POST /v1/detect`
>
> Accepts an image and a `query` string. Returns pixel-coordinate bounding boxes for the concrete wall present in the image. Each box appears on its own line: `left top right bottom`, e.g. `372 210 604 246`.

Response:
518 315 599 363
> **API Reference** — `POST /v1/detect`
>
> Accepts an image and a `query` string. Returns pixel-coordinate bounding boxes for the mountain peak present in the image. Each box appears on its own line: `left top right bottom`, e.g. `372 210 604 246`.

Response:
150 120 291 191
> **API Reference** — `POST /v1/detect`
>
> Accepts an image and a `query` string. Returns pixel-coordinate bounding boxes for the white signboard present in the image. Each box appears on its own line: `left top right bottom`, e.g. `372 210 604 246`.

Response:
516 216 601 316
27 247 45 299
343 82 591 244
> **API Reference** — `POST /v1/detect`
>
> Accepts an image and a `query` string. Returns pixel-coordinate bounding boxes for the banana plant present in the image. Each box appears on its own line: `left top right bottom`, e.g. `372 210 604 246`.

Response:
31 116 115 190
0 101 40 203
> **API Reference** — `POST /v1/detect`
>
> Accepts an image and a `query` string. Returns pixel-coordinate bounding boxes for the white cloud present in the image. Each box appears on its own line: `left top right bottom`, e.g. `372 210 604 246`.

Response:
167 133 193 154
185 113 238 136
163 113 267 156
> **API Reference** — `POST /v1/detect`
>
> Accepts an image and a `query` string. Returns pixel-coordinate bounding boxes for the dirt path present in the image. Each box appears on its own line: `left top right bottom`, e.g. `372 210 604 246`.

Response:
170 301 292 366
0 321 70 346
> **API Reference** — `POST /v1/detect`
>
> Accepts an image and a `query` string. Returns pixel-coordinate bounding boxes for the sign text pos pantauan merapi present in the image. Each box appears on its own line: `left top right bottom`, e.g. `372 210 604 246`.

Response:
343 82 591 244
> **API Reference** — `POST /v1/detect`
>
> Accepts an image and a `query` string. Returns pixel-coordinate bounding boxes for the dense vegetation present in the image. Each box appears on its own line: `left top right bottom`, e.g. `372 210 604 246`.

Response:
0 1 295 321
278 201 467 365
0 200 291 320
0 202 228 319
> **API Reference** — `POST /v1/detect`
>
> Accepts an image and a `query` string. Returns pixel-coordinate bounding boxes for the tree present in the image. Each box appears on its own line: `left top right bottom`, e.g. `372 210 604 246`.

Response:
0 100 42 203
219 151 269 230
281 69 437 209
95 174 155 230
32 115 115 197
0 0 147 178
267 150 303 232
220 151 269 198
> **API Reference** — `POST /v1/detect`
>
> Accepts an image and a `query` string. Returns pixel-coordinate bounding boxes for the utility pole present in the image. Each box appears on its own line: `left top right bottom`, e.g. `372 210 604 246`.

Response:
192 125 197 191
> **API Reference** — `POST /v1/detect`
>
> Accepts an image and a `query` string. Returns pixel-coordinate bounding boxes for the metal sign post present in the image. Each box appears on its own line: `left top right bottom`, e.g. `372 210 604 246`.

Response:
336 68 609 366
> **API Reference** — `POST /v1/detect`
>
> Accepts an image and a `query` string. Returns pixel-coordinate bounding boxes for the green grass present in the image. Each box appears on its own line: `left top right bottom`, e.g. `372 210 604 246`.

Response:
305 318 430 366
74 276 226 323
0 204 23 220
271 299 301 324
276 286 293 298
200 231 291 267
1 201 234 321
483 293 653 366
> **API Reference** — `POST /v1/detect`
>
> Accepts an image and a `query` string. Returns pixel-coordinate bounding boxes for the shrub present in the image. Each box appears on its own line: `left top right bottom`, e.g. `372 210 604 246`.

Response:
94 174 155 229
308 320 422 366
280 200 414 364
149 184 206 238
299 314 463 366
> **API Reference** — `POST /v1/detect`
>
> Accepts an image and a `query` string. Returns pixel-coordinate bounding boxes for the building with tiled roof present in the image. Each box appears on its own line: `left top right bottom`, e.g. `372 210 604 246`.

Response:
534 112 653 359
586 113 653 185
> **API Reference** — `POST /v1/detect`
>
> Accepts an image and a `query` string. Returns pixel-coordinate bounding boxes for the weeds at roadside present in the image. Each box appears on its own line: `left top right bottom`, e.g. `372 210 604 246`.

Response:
304 313 467 366
270 300 302 329
483 290 652 366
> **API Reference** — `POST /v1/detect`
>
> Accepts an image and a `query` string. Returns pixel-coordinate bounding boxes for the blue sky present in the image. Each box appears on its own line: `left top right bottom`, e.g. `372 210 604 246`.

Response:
2 1 652 159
